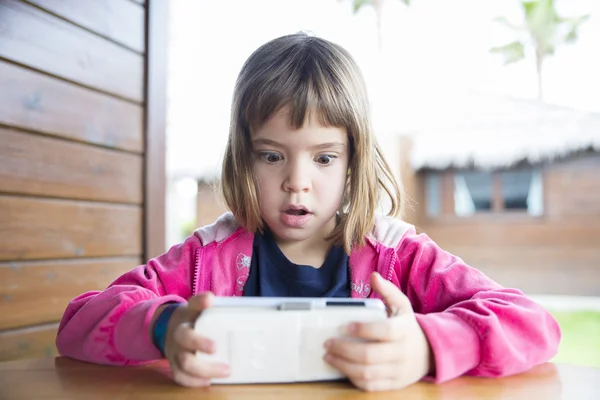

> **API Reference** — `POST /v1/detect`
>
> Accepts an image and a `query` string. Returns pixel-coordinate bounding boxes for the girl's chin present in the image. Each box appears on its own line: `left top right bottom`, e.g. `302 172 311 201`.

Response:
268 216 337 242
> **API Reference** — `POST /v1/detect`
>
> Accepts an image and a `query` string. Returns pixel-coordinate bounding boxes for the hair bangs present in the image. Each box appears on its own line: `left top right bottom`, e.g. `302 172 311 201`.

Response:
241 43 356 135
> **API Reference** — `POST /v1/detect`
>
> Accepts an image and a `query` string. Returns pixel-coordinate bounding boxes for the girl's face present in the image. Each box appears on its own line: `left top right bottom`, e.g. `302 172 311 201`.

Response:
252 108 350 247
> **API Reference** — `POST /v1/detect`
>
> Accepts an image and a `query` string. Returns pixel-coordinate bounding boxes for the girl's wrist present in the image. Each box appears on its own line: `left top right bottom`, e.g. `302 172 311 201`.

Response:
151 302 183 357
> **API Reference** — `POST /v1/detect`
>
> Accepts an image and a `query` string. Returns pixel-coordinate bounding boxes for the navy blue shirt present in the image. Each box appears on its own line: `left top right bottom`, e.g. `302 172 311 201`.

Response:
242 228 351 298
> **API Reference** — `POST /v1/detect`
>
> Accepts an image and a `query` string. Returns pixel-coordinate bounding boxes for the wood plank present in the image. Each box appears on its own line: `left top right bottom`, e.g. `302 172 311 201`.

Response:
0 128 143 204
0 196 142 261
544 156 600 218
476 264 599 296
491 173 503 212
0 0 144 102
417 222 600 296
25 0 145 53
472 255 600 297
0 61 143 152
420 221 600 247
0 257 141 330
447 246 600 269
0 324 59 361
144 0 168 259
0 128 142 203
440 172 454 216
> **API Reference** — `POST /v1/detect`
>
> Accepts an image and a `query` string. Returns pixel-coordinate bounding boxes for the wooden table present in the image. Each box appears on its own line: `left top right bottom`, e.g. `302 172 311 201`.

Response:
0 357 598 399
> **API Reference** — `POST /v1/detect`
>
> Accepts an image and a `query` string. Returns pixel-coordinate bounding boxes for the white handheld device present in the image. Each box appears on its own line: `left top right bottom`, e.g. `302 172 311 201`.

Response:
193 297 387 384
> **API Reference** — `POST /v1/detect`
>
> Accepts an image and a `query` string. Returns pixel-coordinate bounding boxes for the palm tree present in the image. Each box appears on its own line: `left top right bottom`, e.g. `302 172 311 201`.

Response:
346 0 412 202
350 0 411 51
490 0 589 100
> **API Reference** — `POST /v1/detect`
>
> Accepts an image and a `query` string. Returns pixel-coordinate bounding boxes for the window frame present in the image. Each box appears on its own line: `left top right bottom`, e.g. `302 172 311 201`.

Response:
423 168 544 222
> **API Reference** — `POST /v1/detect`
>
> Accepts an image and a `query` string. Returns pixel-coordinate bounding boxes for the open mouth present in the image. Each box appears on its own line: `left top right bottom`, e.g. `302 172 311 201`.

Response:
284 207 310 216
285 209 308 216
281 206 312 227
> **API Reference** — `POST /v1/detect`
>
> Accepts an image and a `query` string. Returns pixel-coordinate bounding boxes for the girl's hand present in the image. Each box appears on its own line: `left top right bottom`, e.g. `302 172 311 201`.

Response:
162 293 231 387
324 273 435 392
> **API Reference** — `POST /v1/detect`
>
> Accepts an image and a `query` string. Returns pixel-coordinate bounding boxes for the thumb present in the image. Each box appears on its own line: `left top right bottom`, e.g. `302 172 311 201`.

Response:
187 291 214 312
370 272 412 317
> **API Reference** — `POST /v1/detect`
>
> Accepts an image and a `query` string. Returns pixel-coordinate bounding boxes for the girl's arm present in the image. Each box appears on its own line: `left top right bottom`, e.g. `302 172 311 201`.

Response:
55 234 202 365
394 228 561 383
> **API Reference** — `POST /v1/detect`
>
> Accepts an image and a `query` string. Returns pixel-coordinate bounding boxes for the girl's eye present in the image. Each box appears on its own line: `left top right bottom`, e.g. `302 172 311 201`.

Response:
316 155 336 165
260 152 282 163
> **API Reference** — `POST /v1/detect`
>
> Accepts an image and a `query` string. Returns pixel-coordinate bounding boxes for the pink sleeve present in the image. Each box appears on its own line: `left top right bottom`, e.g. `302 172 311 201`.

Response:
394 229 561 383
55 234 202 365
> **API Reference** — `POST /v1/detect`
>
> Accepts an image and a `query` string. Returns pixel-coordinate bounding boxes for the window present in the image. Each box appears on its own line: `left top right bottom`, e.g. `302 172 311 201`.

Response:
454 171 493 216
500 170 543 216
424 168 544 218
425 173 441 217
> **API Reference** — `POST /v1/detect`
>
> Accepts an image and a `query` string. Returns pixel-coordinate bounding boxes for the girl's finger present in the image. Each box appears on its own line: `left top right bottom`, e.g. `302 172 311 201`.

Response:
324 353 398 381
188 292 214 312
370 272 412 317
173 322 215 353
176 352 231 379
172 372 211 388
325 338 401 364
345 316 408 342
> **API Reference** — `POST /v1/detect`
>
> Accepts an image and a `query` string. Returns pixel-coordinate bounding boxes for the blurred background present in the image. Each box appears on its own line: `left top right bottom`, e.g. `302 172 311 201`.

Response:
1 0 598 368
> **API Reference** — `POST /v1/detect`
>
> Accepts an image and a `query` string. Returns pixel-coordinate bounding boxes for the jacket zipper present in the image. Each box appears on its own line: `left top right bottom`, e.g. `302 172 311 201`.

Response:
192 247 202 295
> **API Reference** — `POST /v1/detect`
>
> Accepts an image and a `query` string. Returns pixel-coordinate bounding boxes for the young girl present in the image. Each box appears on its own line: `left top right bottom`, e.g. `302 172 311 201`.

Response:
56 33 560 392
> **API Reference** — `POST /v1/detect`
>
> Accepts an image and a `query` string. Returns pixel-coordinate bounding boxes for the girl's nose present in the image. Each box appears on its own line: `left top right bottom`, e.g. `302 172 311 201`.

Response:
282 161 311 193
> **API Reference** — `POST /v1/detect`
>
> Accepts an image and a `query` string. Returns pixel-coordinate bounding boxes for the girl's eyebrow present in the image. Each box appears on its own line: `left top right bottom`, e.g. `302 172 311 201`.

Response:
252 138 283 148
252 138 346 151
311 142 346 151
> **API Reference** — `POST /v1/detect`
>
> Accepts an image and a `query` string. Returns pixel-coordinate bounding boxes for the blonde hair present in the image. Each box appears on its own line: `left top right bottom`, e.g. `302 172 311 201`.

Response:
221 33 403 253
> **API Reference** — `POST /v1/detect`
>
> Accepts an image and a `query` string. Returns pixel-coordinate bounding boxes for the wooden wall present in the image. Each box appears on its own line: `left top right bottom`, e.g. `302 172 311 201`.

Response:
0 0 167 361
410 154 600 296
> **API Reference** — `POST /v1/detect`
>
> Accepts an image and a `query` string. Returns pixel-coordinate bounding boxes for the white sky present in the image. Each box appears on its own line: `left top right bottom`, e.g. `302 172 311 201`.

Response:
166 0 600 179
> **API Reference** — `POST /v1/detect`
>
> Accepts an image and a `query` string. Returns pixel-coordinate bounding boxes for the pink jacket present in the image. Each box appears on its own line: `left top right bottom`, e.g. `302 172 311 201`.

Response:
56 213 560 383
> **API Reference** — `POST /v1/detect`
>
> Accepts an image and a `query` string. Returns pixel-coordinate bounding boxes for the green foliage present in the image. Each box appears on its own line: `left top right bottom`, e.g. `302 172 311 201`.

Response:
490 41 526 65
180 218 196 238
353 0 372 13
550 311 600 368
491 0 590 65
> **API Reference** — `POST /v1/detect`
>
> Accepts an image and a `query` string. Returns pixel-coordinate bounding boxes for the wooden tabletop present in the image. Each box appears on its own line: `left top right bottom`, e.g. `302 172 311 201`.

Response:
0 357 598 400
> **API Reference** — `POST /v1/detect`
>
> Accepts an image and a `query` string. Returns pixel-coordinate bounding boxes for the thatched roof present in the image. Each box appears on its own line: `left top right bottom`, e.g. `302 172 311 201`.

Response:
407 92 600 171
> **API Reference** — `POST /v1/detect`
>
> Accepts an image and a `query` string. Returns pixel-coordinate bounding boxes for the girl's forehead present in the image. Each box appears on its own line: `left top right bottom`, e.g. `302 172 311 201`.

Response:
253 110 348 147
255 107 342 132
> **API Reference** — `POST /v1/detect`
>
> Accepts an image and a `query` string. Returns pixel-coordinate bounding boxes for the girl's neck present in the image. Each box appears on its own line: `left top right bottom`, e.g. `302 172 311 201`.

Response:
275 235 333 269
271 217 338 268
